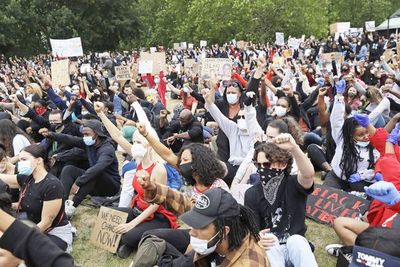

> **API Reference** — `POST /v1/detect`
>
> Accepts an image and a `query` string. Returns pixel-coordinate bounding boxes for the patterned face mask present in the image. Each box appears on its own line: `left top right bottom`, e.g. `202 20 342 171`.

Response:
258 167 285 206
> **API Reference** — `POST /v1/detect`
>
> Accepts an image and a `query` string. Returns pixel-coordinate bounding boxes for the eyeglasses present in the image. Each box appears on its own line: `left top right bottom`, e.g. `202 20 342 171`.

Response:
253 162 271 169
223 80 240 88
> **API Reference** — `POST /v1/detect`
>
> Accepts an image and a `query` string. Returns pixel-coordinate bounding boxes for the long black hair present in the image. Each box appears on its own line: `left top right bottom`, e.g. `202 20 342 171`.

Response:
339 118 374 178
0 119 32 157
213 205 260 251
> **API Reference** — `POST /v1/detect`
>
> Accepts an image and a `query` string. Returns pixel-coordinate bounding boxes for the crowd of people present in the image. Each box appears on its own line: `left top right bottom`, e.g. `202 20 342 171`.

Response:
0 30 399 267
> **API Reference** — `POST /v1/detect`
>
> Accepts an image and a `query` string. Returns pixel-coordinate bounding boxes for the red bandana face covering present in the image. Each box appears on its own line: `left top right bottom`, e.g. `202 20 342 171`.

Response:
35 106 47 116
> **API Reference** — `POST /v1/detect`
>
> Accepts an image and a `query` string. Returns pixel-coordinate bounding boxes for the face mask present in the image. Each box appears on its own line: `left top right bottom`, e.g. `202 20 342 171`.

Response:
258 167 286 205
18 160 33 176
50 123 63 132
355 140 370 148
154 78 160 84
348 92 356 97
35 107 47 116
226 94 238 105
237 118 247 131
190 232 220 255
179 162 194 181
274 106 287 117
81 111 89 116
83 136 95 146
131 143 146 159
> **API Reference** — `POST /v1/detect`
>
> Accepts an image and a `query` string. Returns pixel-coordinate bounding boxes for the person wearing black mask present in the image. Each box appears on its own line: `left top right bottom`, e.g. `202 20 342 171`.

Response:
244 133 317 266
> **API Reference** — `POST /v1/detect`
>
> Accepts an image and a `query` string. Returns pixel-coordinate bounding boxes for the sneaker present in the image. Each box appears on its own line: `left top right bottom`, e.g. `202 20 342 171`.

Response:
325 244 343 257
117 244 133 259
65 200 76 219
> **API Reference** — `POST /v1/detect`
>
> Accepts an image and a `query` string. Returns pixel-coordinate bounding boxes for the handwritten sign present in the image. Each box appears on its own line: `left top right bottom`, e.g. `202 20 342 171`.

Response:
50 37 83 57
330 22 350 34
140 52 166 74
188 43 194 49
51 60 70 87
80 63 91 74
180 42 187 49
200 40 207 48
184 58 197 73
306 184 370 226
365 21 375 32
282 49 293 59
319 52 344 72
90 207 128 253
138 60 153 74
200 58 232 81
288 38 301 50
173 43 180 50
275 32 284 46
237 41 247 49
272 56 285 67
115 65 131 80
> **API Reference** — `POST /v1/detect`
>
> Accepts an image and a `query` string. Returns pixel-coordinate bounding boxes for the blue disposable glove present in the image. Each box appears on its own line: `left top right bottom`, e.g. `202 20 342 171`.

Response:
349 173 362 183
71 112 78 123
365 179 400 206
386 123 400 145
335 79 346 95
316 78 325 87
353 114 369 128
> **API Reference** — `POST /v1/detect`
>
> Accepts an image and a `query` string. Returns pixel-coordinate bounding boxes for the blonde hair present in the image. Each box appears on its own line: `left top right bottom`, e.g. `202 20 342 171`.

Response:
366 86 382 103
27 83 43 98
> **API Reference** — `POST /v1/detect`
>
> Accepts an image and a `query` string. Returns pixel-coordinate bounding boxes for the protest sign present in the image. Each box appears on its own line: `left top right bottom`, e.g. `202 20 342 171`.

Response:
51 59 70 87
173 43 180 50
150 47 157 53
138 60 153 74
365 21 375 32
200 58 232 80
140 52 166 74
184 58 197 73
90 207 128 253
237 41 247 49
115 65 131 80
330 22 350 34
69 61 78 74
397 42 400 57
200 40 207 47
382 49 394 62
282 49 293 59
288 38 301 50
318 52 343 72
80 63 91 74
306 184 370 226
50 37 83 57
275 32 285 46
188 43 194 49
180 42 187 49
272 56 285 67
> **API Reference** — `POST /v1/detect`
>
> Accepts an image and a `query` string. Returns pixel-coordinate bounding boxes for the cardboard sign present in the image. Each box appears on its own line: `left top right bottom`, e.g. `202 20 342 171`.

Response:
275 32 285 46
51 59 70 86
382 49 394 62
365 21 375 32
140 52 166 74
69 61 78 74
90 207 128 253
330 22 351 34
319 52 344 72
173 43 180 50
200 58 232 80
50 37 83 57
184 58 197 73
237 41 247 49
306 184 370 226
138 60 153 74
115 65 131 80
397 42 400 58
80 63 91 74
272 56 285 67
200 40 207 47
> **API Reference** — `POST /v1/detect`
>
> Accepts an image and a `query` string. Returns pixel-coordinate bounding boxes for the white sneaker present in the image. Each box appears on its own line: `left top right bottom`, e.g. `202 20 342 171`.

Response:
325 244 343 257
65 200 76 218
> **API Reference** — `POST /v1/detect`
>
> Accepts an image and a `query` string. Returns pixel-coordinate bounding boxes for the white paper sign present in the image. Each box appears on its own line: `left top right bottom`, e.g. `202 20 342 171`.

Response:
275 32 285 46
365 21 375 32
173 43 180 50
80 63 91 74
288 38 301 50
150 47 157 53
188 43 194 49
200 40 207 47
50 37 83 57
51 60 70 86
138 60 153 74
200 58 232 81
180 42 187 49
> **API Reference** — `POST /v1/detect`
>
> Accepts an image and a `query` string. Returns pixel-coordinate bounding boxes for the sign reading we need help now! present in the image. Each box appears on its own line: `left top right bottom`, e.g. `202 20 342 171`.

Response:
90 207 128 253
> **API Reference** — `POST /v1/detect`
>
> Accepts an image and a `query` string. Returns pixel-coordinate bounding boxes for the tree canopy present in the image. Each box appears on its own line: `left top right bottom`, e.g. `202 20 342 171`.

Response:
0 0 398 56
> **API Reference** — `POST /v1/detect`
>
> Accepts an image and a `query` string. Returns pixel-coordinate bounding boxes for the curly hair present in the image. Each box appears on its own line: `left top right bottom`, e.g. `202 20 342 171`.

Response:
253 142 293 176
178 143 226 186
282 117 304 145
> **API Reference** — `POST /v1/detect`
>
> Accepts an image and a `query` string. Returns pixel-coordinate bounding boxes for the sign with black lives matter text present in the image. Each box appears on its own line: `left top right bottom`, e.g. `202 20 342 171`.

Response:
90 206 128 253
306 184 370 226
200 58 232 81
115 65 131 81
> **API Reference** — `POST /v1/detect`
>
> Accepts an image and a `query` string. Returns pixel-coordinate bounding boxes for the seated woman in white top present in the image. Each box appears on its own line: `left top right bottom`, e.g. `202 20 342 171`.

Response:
365 87 390 128
0 119 32 164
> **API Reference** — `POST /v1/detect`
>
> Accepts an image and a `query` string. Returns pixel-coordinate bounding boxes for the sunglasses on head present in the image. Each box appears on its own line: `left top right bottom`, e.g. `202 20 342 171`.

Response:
223 80 240 88
253 161 271 169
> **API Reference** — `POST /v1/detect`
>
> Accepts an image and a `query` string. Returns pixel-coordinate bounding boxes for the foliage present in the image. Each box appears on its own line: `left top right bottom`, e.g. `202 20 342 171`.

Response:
0 0 399 56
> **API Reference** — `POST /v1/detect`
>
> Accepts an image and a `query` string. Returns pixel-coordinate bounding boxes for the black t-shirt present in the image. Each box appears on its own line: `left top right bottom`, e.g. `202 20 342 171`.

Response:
244 175 313 244
17 173 68 228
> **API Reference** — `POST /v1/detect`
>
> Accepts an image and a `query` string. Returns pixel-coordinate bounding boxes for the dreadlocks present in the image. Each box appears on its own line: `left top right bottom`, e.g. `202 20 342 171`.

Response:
213 205 260 251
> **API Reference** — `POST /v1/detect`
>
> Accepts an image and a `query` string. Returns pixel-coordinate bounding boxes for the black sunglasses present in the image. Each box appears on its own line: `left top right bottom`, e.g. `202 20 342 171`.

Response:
253 162 271 169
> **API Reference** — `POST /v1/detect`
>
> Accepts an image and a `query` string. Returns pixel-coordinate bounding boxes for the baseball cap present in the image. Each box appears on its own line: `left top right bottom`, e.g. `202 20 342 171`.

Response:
180 188 240 229
84 119 107 138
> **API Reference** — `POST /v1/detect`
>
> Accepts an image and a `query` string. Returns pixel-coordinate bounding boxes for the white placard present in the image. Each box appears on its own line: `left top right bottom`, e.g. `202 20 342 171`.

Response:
200 40 207 47
180 42 187 49
200 58 232 81
173 43 180 50
188 43 194 49
138 60 153 74
288 38 301 50
50 37 83 57
365 21 375 32
51 59 70 86
80 63 91 74
275 32 285 46
330 22 351 34
150 47 157 53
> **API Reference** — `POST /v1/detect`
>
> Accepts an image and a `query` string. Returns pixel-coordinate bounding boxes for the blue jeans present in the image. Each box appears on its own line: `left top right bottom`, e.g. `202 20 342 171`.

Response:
371 115 386 128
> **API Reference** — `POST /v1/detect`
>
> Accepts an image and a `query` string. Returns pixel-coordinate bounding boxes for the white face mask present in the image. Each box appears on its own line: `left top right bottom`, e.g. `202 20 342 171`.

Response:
131 143 147 159
355 140 370 148
237 118 247 131
274 106 287 117
226 93 238 105
190 232 220 255
154 78 160 84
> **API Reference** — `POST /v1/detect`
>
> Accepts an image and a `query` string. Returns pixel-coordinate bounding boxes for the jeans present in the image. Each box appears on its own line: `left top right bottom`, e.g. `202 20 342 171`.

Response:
302 132 323 151
267 235 318 267
370 114 386 128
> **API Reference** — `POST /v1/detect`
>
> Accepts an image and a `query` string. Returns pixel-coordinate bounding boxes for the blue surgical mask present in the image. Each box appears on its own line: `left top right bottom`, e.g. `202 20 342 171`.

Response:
355 140 370 148
226 94 238 104
18 160 33 176
83 136 96 146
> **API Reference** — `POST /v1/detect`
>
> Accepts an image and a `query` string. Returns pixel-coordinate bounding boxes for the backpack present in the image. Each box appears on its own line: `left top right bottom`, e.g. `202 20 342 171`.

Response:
164 163 183 190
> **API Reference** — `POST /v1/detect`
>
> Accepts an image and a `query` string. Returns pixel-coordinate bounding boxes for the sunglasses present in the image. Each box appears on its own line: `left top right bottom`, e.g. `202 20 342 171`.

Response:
253 162 271 169
223 80 240 88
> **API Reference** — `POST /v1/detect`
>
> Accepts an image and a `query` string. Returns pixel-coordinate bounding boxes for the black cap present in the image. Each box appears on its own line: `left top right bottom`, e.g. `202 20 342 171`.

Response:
180 188 240 229
83 119 107 137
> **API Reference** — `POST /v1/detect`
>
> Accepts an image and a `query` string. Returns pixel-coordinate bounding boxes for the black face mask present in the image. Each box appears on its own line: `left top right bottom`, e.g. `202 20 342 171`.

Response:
179 162 195 186
50 123 63 132
258 167 285 206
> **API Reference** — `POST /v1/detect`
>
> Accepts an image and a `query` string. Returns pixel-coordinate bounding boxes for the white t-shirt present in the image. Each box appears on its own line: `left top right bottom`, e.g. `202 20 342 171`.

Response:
13 134 30 155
